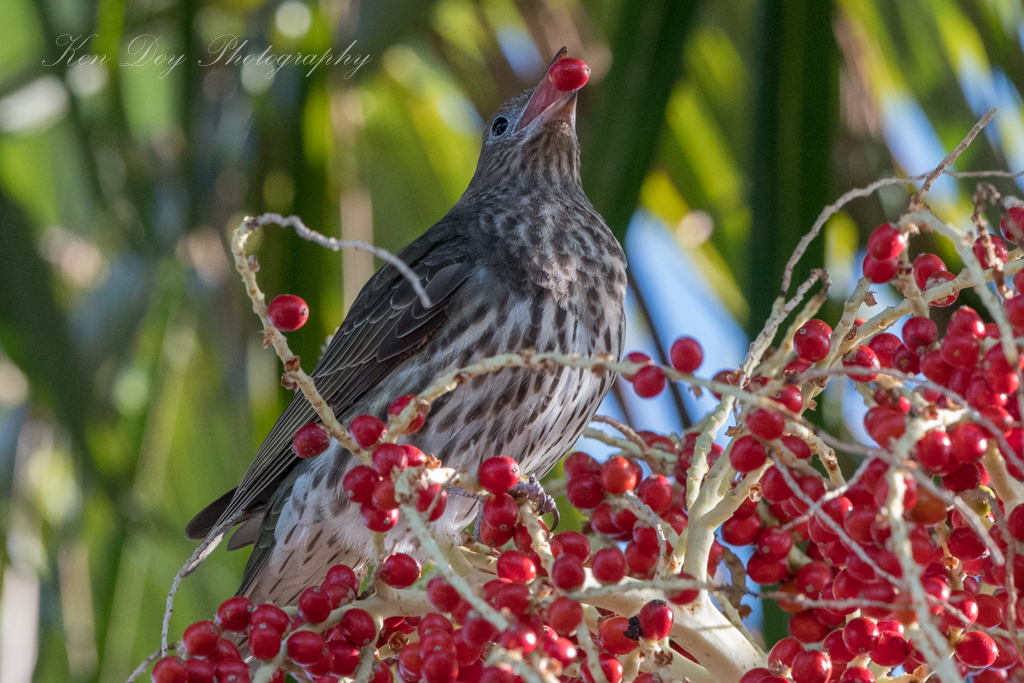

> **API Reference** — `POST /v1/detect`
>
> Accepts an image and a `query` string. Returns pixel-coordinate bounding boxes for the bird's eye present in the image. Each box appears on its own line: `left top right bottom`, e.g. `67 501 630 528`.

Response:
491 116 508 136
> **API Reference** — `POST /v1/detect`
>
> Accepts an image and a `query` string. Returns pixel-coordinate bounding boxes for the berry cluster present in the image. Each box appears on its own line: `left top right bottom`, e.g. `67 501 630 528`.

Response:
155 201 1024 683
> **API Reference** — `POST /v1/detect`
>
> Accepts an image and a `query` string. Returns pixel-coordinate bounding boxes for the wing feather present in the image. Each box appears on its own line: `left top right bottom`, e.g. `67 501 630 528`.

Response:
186 223 475 540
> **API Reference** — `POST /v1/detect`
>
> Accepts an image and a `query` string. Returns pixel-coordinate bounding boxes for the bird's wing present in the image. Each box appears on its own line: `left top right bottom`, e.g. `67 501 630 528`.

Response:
185 222 475 540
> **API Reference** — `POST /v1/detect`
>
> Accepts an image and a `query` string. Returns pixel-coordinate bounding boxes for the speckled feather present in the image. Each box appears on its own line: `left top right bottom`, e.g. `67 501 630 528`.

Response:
186 81 627 606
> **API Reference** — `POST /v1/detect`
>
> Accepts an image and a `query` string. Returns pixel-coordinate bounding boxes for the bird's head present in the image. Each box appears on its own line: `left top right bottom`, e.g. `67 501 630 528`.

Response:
467 49 591 196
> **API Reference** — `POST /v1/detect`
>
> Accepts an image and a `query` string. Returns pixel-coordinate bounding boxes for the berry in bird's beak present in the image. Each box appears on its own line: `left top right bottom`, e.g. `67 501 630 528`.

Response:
515 51 590 133
549 58 590 92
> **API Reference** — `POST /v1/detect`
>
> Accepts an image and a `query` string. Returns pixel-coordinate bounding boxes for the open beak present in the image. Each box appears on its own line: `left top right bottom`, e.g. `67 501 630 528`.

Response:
514 48 588 134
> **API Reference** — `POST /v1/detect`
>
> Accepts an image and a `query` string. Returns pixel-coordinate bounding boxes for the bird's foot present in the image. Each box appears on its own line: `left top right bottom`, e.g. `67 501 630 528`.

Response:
509 476 560 530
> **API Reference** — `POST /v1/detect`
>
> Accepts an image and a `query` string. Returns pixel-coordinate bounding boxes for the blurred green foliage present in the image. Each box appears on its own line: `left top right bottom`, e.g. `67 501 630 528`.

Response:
2 0 1024 680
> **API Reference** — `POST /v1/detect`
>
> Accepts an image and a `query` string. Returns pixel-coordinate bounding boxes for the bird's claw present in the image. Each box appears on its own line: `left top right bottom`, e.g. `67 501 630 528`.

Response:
509 476 560 530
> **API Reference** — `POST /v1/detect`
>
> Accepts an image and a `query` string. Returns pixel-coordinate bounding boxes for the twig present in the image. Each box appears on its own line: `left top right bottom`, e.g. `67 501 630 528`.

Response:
125 647 169 683
251 213 432 307
908 109 996 211
162 511 243 654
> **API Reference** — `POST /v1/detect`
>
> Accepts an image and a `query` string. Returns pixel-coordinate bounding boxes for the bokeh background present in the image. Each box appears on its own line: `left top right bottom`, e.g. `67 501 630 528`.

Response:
3 0 1024 680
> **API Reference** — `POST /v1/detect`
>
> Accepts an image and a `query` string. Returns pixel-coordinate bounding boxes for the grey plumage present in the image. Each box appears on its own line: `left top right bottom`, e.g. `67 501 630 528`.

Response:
187 56 627 605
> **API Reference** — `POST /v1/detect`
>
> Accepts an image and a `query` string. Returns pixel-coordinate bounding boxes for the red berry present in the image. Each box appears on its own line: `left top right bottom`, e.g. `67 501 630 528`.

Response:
426 577 460 613
666 571 699 605
601 456 638 493
730 435 768 472
975 593 1004 627
774 386 804 413
1006 295 1024 328
591 546 626 583
152 657 188 683
581 653 623 683
349 414 386 448
340 608 377 647
213 658 248 683
598 617 636 655
868 333 902 367
747 408 785 440
250 603 290 634
632 365 666 397
950 422 988 463
794 319 832 362
343 466 379 503
915 430 953 473
1001 206 1024 242
842 346 880 382
566 474 604 508
925 270 958 306
722 512 762 546
747 552 789 585
840 667 875 683
548 57 590 92
868 223 906 259
381 553 421 588
293 423 331 458
790 650 832 683
955 631 997 668
947 526 986 561
248 623 282 660
638 599 674 640
547 596 583 635
1008 504 1024 541
550 554 586 590
863 253 898 283
920 349 953 385
478 456 521 494
757 527 793 560
287 630 327 666
739 669 773 683
324 563 359 594
769 637 804 667
788 609 829 643
402 444 426 467
388 395 425 433
416 483 448 521
496 550 537 583
842 617 879 654
298 586 332 623
359 503 398 532
780 435 811 461
973 233 1009 267
901 316 937 353
553 530 591 562
371 443 408 476
371 476 398 510
823 630 853 663
564 451 601 478
637 475 673 513
913 253 946 289
207 638 242 664
182 620 221 657
669 336 703 373
940 333 979 368
482 493 519 530
215 596 252 632
184 658 214 683
267 294 309 331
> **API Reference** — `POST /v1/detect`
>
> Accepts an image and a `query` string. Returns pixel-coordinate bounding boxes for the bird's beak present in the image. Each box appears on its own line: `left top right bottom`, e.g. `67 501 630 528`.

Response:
514 49 588 134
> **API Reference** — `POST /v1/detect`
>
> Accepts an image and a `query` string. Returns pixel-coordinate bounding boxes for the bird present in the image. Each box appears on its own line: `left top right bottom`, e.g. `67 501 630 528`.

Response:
186 49 627 606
